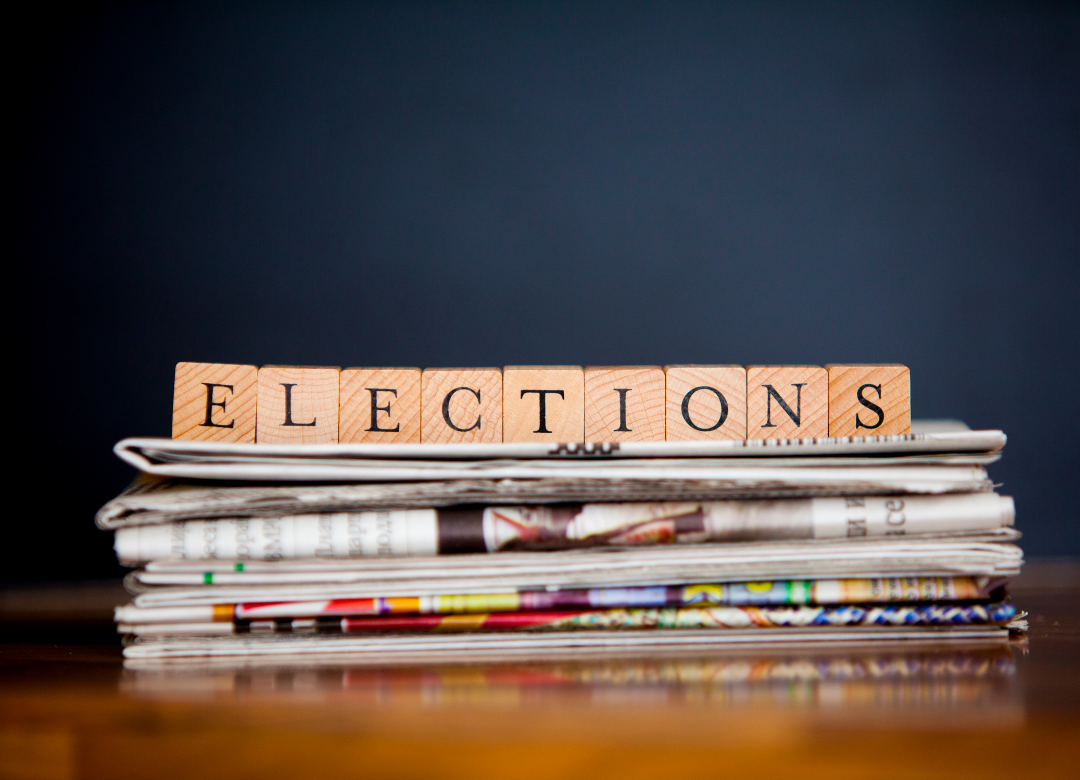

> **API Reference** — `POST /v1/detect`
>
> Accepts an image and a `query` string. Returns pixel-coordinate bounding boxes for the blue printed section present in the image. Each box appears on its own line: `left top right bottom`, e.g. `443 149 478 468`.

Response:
589 587 669 607
807 603 1017 626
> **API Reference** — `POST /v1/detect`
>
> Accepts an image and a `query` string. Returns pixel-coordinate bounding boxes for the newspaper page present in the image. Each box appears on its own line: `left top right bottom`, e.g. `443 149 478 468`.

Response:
111 448 1002 484
113 493 1014 562
121 624 1015 661
97 465 997 529
127 532 1023 603
118 601 1018 637
115 575 1003 624
114 426 1005 470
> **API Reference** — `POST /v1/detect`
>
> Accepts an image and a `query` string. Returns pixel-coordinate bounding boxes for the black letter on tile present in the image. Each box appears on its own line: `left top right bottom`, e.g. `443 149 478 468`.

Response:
855 383 884 430
520 390 565 434
761 384 804 428
281 383 316 426
201 383 235 428
366 388 400 432
614 389 632 432
443 387 482 432
681 386 728 432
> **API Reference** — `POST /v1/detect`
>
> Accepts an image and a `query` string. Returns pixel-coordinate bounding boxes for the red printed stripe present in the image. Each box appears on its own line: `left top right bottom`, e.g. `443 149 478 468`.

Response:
323 598 380 615
340 611 593 633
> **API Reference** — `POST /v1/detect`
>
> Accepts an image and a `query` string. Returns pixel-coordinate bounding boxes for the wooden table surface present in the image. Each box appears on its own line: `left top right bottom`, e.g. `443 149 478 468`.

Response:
2 561 1078 780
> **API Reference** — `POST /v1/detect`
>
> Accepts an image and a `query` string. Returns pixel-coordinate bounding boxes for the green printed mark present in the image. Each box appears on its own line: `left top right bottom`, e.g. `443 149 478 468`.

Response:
234 562 245 572
788 580 811 604
203 572 213 584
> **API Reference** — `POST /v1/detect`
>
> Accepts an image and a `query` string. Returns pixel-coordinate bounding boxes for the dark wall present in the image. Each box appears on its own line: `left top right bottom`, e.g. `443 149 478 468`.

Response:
12 1 1079 581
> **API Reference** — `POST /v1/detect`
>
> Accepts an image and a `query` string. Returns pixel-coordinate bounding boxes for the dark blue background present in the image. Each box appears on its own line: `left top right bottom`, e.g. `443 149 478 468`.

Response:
13 1 1079 580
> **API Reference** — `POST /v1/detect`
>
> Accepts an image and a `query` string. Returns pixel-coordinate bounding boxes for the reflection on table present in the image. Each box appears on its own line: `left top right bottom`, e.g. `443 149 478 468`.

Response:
122 640 1022 724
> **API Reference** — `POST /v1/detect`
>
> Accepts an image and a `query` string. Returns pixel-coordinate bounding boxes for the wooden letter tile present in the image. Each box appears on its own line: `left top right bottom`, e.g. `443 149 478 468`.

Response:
503 366 584 443
584 366 665 442
664 365 747 441
421 369 503 443
746 366 828 440
172 362 257 442
827 364 911 436
256 366 340 444
339 368 421 443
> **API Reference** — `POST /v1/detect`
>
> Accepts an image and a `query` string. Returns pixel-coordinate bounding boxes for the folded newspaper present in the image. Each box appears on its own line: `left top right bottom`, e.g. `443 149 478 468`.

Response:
103 422 1026 661
111 493 1014 562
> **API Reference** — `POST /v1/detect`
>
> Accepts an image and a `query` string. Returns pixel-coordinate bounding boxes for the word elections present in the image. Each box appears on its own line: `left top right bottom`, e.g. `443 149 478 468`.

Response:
172 364 911 445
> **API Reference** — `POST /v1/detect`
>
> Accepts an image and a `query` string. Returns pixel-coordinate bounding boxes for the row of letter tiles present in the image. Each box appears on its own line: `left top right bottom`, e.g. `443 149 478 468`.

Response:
172 363 911 444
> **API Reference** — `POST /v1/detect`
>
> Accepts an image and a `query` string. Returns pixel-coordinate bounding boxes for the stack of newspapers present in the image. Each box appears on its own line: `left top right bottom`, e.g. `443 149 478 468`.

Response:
100 421 1025 662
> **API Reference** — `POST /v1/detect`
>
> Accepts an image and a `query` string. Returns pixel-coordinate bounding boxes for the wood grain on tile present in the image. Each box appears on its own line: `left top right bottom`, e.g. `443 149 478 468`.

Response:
420 369 503 443
339 368 422 443
256 366 340 444
503 366 584 443
584 366 665 442
664 365 747 441
827 364 911 437
746 366 828 440
172 362 258 442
